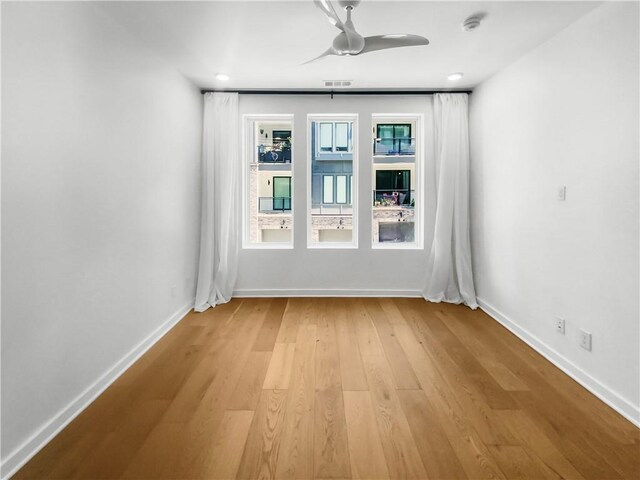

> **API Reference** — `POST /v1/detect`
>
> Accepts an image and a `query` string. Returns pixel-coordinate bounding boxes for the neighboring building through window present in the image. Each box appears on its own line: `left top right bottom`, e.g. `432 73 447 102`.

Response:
372 115 421 247
317 121 353 154
308 115 357 247
244 115 294 247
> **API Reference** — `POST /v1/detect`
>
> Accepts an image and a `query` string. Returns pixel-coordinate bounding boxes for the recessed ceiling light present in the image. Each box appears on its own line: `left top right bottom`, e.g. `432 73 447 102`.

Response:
447 72 464 81
215 73 230 81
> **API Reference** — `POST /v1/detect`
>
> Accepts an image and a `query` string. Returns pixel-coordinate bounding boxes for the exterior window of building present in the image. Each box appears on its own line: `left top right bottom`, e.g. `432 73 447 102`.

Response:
243 115 294 247
319 123 333 152
323 176 334 204
316 121 352 154
308 115 358 247
335 123 350 151
371 115 422 248
336 175 348 204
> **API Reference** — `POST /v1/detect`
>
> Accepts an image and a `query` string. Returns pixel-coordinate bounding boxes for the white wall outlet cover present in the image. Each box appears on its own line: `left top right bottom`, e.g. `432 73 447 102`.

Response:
556 317 565 334
580 330 592 351
558 186 567 201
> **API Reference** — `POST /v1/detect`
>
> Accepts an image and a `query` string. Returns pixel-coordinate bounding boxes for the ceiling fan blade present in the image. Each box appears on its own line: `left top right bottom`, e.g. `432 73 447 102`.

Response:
313 0 345 31
302 48 337 65
360 34 429 54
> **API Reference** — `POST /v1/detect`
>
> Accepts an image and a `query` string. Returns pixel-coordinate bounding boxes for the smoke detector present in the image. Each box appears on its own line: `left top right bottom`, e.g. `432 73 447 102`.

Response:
462 14 484 32
324 80 353 87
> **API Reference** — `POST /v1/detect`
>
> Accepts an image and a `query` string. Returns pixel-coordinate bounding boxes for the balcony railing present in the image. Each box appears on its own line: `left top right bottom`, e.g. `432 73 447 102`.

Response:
311 204 353 216
258 144 291 163
373 137 416 156
259 196 291 212
373 189 415 207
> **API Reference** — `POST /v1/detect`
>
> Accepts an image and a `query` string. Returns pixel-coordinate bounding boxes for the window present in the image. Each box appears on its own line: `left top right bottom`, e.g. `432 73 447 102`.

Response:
377 123 411 139
308 115 358 247
273 176 291 210
336 175 347 204
374 123 415 156
243 115 294 248
316 122 352 154
335 123 350 151
319 123 333 152
323 176 334 204
372 115 422 248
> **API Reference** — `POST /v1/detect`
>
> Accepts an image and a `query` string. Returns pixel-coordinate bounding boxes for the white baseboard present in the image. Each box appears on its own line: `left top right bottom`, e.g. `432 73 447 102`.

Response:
1 299 195 480
477 297 640 428
233 288 423 298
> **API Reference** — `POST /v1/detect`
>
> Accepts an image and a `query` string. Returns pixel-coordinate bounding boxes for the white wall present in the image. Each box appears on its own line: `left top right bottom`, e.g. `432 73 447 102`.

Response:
1 2 203 474
237 95 435 295
469 2 639 421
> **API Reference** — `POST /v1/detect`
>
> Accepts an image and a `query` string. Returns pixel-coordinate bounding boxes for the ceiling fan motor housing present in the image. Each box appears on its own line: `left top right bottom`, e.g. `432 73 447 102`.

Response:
333 31 365 55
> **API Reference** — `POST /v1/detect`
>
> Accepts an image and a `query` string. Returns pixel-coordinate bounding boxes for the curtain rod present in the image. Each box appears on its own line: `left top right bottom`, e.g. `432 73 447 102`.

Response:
200 89 472 96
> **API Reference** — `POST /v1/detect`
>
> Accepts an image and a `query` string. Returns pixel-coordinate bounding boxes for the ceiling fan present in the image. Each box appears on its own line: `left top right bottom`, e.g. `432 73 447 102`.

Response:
305 0 429 64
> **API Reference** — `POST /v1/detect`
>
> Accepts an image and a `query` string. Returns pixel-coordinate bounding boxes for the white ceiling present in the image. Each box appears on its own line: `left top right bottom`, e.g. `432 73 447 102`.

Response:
99 1 601 90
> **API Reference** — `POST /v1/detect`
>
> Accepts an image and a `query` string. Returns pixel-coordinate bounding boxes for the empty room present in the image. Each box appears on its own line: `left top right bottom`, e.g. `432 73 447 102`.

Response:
1 0 639 479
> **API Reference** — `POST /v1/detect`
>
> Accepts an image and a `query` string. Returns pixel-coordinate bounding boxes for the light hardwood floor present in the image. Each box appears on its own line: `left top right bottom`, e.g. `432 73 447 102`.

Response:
15 298 640 479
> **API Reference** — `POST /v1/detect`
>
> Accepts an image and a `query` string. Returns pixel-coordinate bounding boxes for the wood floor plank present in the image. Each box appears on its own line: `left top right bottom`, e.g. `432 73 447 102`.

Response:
236 389 289 480
488 445 551 480
335 298 369 391
493 409 586 480
410 299 518 410
397 389 468 480
227 351 273 411
13 387 127 479
361 354 428 479
394 323 509 480
397 300 520 447
205 410 255 479
439 307 530 391
349 298 385 356
276 297 302 343
363 298 420 389
172 301 268 474
378 297 408 325
512 390 626 480
263 342 296 389
71 398 171 479
314 388 352 479
252 298 287 351
276 324 317 479
114 324 204 390
316 299 342 391
14 298 639 480
343 390 390 480
458 306 640 478
120 423 186 479
465 306 640 444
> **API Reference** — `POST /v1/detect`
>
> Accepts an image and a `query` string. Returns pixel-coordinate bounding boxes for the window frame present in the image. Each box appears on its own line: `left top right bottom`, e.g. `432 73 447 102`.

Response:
242 114 295 250
307 114 359 249
376 123 412 140
322 175 335 204
371 114 424 250
335 175 348 204
315 121 353 155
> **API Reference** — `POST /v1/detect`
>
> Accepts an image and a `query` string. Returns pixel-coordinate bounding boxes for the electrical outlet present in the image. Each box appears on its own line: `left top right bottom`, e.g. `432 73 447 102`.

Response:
558 186 567 201
555 317 565 334
579 330 592 351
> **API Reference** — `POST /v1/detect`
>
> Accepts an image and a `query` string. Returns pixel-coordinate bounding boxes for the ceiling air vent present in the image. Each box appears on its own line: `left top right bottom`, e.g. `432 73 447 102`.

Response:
324 80 353 88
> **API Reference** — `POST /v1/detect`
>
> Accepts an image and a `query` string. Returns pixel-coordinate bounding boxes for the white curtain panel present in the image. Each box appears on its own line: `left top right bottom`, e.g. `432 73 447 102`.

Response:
424 93 478 309
194 92 240 312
